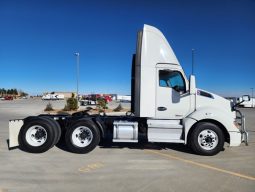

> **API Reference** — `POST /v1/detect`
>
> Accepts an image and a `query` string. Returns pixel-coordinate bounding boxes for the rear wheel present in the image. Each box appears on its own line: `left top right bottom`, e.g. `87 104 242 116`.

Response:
189 122 225 156
39 116 61 145
19 117 56 153
65 120 100 154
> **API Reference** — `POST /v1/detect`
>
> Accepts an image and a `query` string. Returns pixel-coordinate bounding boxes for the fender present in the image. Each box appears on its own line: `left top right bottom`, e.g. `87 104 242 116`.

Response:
183 107 241 146
94 116 106 138
182 117 197 144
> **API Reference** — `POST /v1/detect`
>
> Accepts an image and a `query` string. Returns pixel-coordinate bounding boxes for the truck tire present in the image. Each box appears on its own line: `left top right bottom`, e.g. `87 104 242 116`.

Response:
65 120 100 154
19 117 56 153
39 116 61 145
189 122 225 156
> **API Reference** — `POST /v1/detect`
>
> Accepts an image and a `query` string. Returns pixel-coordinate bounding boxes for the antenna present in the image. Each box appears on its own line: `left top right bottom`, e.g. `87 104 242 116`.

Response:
192 49 195 75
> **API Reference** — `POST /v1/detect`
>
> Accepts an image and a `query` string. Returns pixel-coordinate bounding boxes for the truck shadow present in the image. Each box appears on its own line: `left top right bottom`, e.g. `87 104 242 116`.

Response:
98 140 195 155
54 134 195 154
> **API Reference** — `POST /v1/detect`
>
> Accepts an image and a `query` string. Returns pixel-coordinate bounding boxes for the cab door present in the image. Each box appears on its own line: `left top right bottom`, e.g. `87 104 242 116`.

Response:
156 68 191 119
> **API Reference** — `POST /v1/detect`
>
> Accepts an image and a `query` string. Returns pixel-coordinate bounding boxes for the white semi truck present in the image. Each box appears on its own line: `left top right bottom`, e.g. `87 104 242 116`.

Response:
9 25 249 155
42 94 65 100
237 97 255 108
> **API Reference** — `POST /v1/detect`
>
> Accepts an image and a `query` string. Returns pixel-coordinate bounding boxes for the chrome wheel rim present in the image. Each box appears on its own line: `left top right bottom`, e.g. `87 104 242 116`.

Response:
198 129 218 150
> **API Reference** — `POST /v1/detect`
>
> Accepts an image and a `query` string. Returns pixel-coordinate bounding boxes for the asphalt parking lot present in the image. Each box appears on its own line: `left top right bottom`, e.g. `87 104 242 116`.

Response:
0 99 254 192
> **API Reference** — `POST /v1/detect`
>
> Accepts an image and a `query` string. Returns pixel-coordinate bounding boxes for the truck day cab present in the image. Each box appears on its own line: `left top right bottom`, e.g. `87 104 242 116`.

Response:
9 25 249 155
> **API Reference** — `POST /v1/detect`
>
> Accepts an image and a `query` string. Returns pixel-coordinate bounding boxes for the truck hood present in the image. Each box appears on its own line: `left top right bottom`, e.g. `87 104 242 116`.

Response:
196 89 235 118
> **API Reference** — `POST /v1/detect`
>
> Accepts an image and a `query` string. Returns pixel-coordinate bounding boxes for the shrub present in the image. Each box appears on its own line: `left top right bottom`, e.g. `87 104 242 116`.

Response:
97 97 107 112
63 104 70 111
113 104 123 112
63 97 78 111
63 93 78 111
44 103 54 111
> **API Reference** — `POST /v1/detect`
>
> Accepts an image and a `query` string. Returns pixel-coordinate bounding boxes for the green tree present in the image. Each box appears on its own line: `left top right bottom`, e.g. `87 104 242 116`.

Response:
13 89 18 95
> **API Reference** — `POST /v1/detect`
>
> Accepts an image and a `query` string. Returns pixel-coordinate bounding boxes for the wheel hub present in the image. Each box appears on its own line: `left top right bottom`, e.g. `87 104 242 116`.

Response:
34 128 46 140
198 129 218 150
25 125 47 147
72 126 93 147
79 130 90 140
205 136 213 143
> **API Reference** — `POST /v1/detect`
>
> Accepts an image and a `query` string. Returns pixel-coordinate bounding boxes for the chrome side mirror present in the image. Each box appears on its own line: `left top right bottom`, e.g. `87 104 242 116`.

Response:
242 95 250 102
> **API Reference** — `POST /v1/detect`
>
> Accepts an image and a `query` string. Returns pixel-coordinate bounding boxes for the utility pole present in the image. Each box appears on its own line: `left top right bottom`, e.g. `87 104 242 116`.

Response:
74 52 80 104
192 49 195 75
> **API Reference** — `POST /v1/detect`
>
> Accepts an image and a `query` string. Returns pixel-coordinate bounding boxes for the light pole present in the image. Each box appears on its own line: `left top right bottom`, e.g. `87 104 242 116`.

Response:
74 52 80 104
192 49 195 75
251 88 254 107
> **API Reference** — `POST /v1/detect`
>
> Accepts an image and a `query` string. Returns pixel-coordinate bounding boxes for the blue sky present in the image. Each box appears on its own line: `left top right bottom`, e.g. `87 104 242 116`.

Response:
0 0 254 96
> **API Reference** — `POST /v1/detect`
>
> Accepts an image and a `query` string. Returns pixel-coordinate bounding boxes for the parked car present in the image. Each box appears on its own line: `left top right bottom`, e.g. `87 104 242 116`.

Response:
80 99 96 106
4 96 13 100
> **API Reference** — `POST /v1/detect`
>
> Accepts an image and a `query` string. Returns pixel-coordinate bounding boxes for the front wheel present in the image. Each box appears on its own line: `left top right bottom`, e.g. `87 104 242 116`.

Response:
189 122 225 156
65 120 100 154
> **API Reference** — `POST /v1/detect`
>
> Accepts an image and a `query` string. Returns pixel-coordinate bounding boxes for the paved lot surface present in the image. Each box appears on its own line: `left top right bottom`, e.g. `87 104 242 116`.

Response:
0 99 254 192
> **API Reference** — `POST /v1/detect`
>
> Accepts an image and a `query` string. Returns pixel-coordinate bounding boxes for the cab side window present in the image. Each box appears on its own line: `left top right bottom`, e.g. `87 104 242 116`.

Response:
159 70 186 93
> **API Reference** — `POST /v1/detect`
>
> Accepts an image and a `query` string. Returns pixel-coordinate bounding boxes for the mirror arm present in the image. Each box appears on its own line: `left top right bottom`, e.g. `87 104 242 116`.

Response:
232 100 245 110
232 95 250 110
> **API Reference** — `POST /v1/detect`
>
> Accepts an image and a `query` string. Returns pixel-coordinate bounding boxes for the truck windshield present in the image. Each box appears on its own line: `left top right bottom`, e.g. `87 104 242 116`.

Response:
159 70 186 92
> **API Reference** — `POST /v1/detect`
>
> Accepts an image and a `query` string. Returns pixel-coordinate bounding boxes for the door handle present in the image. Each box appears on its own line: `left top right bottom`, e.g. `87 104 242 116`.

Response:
157 107 167 111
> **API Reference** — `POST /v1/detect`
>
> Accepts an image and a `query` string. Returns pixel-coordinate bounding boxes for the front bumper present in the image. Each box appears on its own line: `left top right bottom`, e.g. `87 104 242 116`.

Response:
236 110 248 145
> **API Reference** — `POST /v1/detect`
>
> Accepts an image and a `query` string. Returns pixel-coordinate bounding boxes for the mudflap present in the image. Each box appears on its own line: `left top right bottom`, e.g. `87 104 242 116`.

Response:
9 120 24 148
